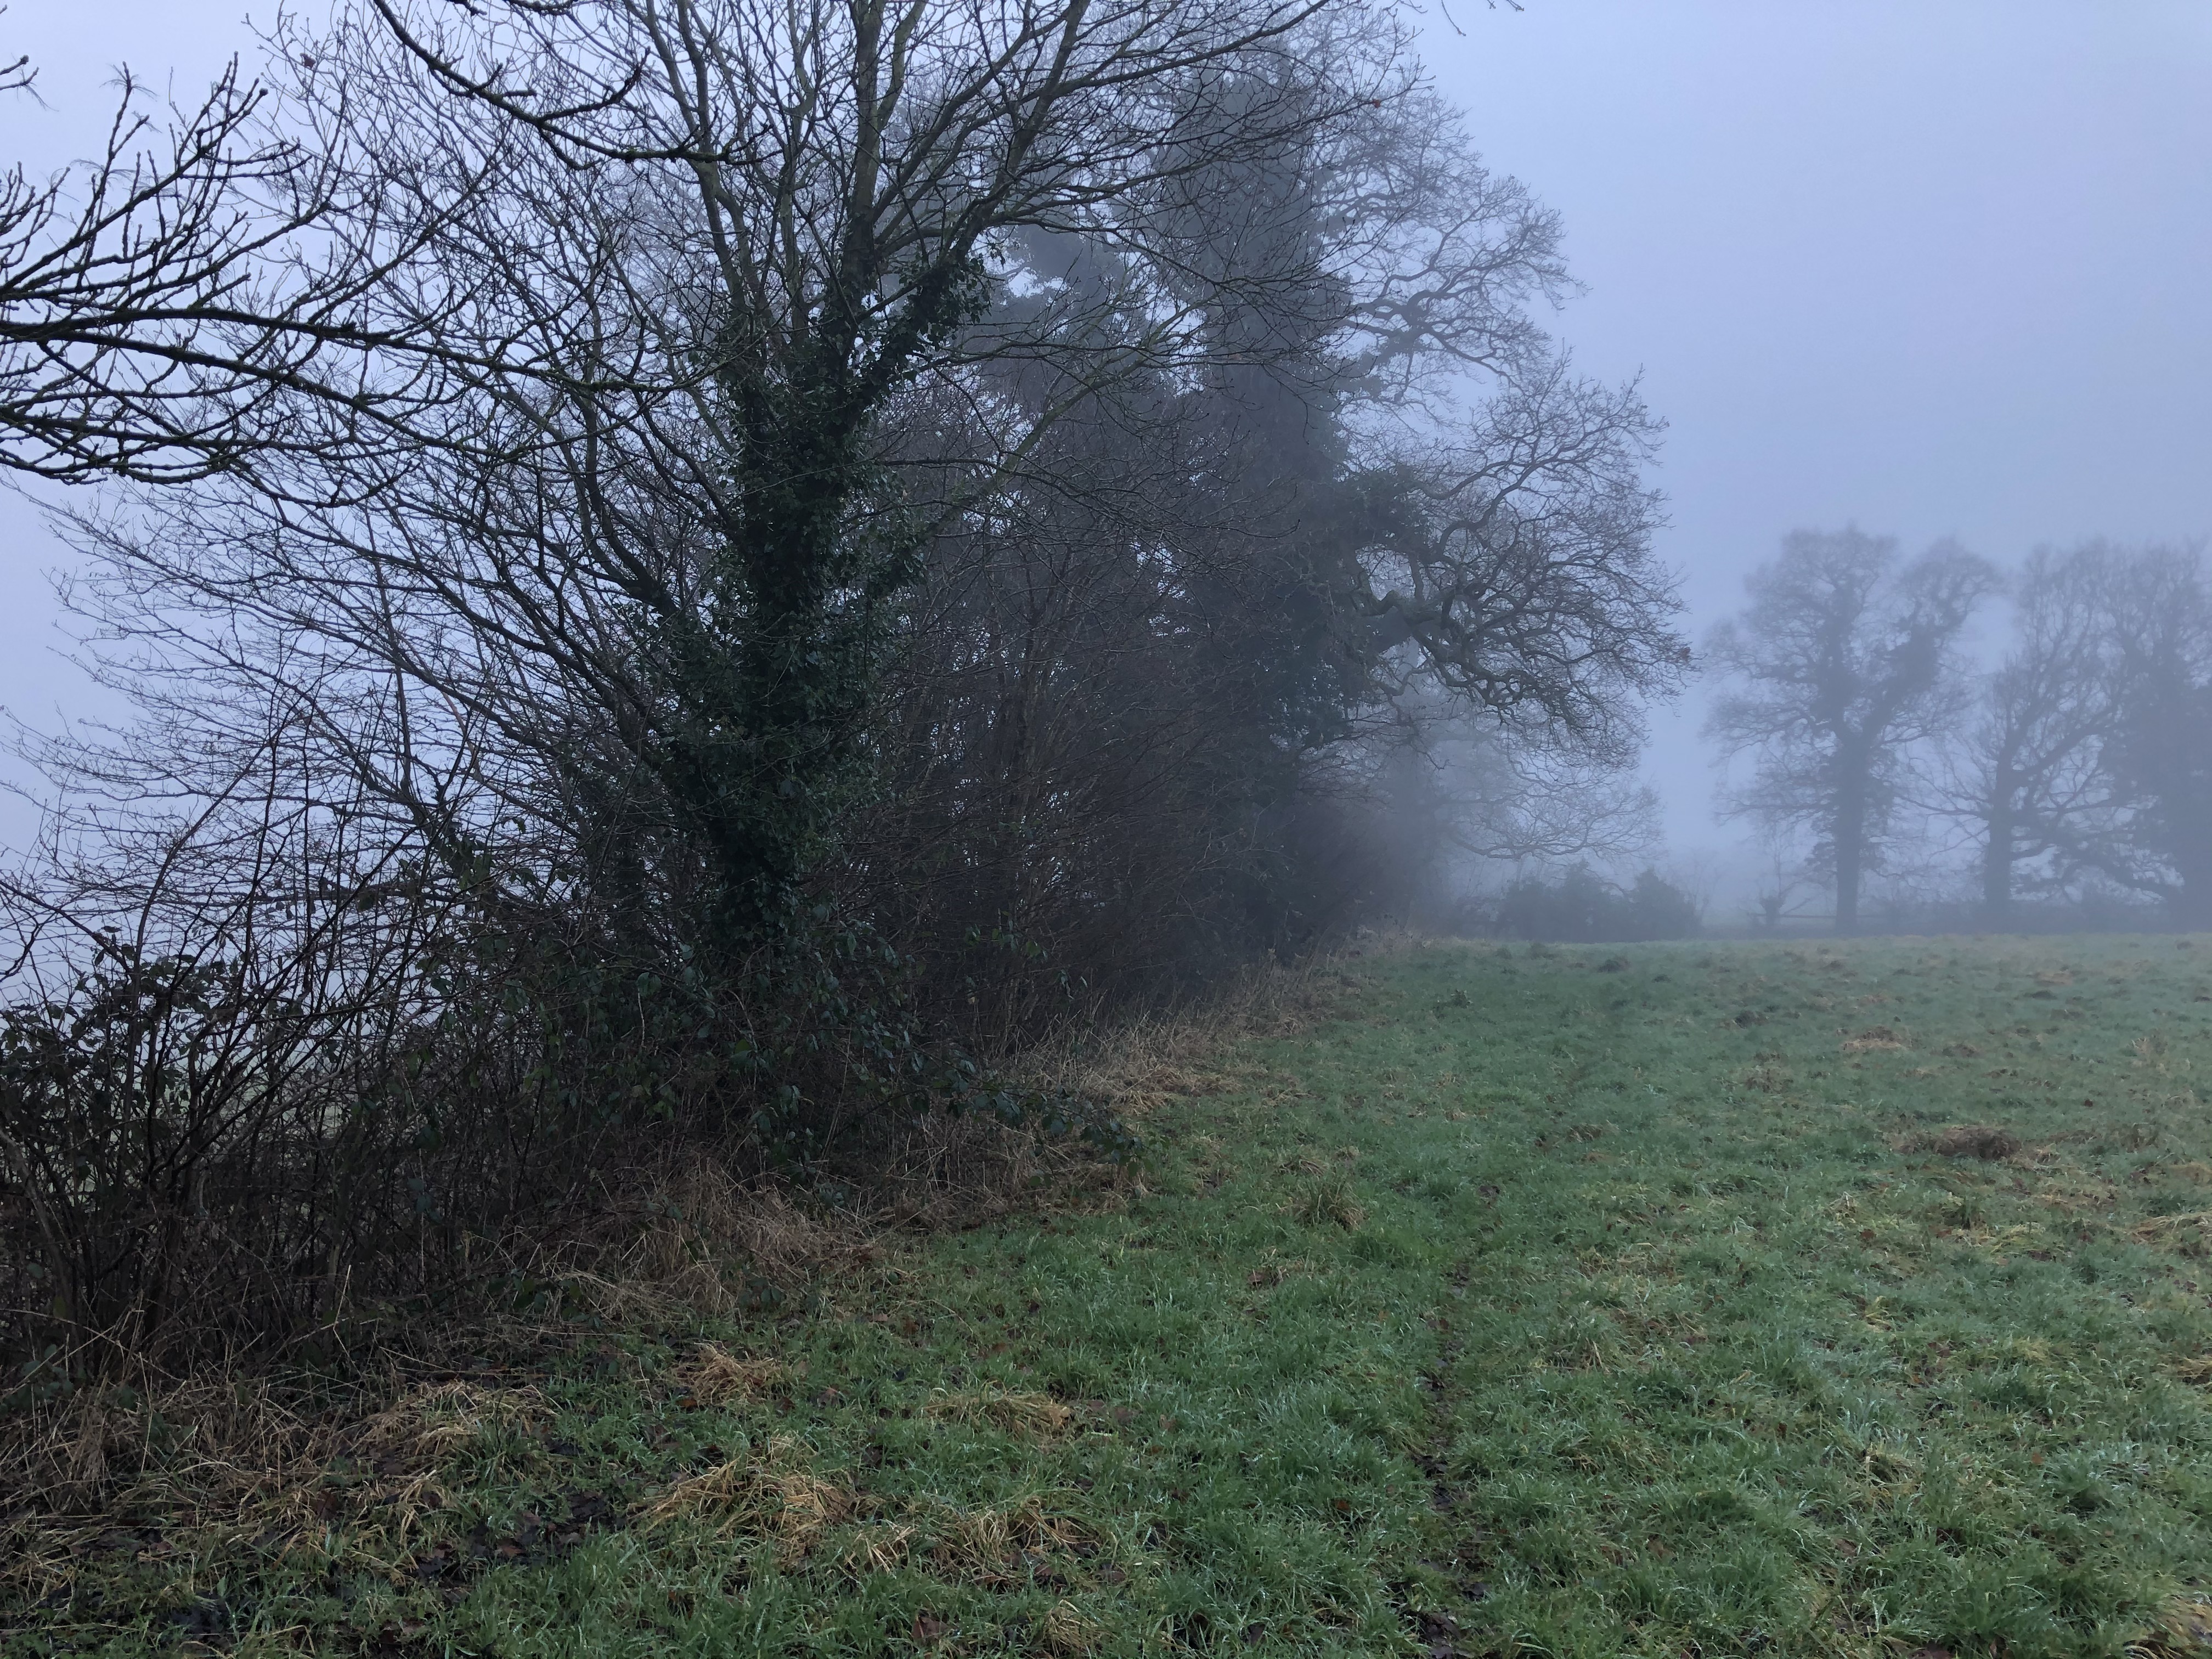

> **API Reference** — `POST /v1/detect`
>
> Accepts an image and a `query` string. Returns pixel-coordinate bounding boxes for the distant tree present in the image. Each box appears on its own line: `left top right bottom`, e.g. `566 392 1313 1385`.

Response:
1484 862 1697 943
2075 545 2212 923
1706 528 1996 932
1943 544 2124 922
1939 541 2212 928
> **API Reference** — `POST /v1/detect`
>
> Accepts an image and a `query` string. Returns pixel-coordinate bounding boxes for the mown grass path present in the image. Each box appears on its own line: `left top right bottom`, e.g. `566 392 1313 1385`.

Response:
19 938 2212 1657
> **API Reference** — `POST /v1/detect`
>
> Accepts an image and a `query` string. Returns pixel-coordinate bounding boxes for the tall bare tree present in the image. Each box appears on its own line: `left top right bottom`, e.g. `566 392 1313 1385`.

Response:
2078 544 2212 923
1944 544 2124 921
1707 527 1995 931
65 0 1429 946
61 0 1683 956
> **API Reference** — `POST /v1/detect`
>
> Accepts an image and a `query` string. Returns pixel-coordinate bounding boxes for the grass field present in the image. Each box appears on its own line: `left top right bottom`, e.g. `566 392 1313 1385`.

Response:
11 935 2212 1657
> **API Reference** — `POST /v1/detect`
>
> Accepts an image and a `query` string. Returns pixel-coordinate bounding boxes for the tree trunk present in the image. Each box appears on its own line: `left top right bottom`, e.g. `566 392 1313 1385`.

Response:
1832 774 1865 934
2171 834 2212 932
1981 772 2014 926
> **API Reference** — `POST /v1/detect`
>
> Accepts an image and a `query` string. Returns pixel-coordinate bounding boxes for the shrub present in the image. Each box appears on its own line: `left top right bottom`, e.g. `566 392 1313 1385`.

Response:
1471 865 1701 943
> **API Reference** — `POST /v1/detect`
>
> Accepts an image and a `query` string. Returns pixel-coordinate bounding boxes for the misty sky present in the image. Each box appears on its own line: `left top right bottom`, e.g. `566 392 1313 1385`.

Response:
5 1 2211 878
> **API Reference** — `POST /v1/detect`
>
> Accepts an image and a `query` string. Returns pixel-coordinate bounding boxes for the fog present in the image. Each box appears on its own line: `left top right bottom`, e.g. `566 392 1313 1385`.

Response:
5 0 2212 915
1421 2 2212 878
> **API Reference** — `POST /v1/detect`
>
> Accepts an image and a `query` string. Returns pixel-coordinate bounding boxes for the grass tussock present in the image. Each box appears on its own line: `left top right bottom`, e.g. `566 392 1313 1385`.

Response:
1283 1167 1367 1230
2135 1596 2212 1657
1927 1122 2025 1160
1841 1023 1911 1051
926 1385 1079 1439
639 1435 854 1560
1041 1597 1106 1655
677 1343 792 1405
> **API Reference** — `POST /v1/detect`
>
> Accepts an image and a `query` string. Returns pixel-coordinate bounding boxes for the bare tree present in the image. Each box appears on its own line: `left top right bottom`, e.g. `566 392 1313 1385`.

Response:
61 0 1683 964
1942 544 2123 921
1937 540 2212 928
0 42 490 484
2075 544 2212 923
1 0 1693 1347
1361 363 1684 765
9 0 1689 1167
58 0 1433 952
1707 527 1996 932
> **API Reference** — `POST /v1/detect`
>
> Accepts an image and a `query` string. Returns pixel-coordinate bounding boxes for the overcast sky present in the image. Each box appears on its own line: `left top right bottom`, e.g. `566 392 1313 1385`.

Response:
5 0 2211 878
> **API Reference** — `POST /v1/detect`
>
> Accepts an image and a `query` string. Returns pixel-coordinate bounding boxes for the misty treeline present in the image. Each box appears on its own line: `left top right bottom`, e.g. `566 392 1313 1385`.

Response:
1708 527 2212 933
1464 864 1700 946
0 0 1684 1366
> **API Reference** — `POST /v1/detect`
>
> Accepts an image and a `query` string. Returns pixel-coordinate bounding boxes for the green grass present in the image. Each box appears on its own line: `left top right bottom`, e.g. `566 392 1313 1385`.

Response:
13 935 2212 1657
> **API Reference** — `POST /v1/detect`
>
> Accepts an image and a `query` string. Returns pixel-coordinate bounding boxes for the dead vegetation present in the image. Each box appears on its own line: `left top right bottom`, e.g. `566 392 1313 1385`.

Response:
640 1435 854 1560
635 1438 1103 1598
2134 1595 2212 1657
1842 1025 1911 1053
926 1387 1079 1440
1 1158 899 1599
678 1344 792 1406
2170 1354 2212 1387
2133 1211 2212 1256
0 1366 551 1607
557 1160 890 1324
836 1492 1099 1588
0 943 1374 1615
1928 1124 2024 1161
1005 948 1356 1120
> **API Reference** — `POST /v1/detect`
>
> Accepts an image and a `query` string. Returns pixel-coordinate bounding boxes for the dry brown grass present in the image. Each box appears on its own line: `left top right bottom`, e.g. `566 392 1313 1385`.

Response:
0 944 1368 1617
831 1491 1099 1593
0 1156 884 1603
1042 1598 1105 1654
678 1342 792 1405
1929 1124 2024 1161
1842 1025 1911 1053
857 1108 1133 1231
840 1517 922 1576
2131 1594 2212 1656
559 1159 891 1322
0 1363 557 1605
0 1117 1106 1612
926 1492 1096 1583
639 1434 854 1562
925 1386 1079 1439
2169 1354 2212 1387
362 1378 545 1458
2133 1211 2212 1255
1006 946 1361 1119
